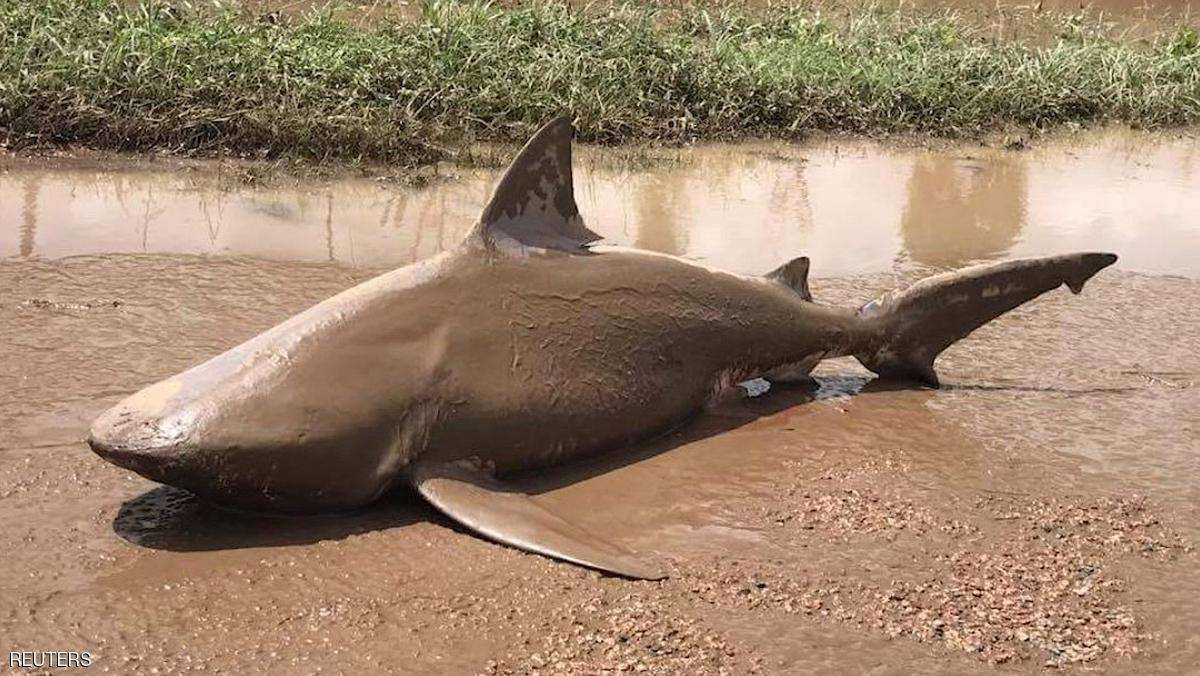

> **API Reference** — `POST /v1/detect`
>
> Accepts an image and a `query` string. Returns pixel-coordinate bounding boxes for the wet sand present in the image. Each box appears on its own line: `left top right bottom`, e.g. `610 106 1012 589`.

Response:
2 131 1198 674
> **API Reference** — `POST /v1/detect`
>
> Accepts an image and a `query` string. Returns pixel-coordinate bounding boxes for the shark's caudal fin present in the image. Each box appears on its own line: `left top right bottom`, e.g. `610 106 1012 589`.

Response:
470 115 602 253
854 253 1118 387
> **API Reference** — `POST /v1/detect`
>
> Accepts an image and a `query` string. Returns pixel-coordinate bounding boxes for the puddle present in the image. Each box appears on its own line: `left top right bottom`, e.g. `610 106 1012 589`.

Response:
4 129 1199 277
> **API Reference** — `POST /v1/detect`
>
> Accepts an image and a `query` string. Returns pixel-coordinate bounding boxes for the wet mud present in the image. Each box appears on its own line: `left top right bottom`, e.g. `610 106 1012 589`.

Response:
2 130 1199 674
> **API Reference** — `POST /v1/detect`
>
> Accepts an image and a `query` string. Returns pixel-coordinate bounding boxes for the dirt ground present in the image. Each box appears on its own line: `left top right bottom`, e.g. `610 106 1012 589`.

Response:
2 245 1197 674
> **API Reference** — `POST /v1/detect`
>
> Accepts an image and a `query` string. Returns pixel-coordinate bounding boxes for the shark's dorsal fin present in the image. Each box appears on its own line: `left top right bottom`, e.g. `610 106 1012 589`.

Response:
472 116 602 253
766 256 812 301
410 459 664 580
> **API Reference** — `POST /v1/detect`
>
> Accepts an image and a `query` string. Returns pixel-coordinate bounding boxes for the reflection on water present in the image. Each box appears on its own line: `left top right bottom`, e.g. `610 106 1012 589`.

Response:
19 176 38 257
2 129 1198 277
900 155 1026 266
631 172 688 254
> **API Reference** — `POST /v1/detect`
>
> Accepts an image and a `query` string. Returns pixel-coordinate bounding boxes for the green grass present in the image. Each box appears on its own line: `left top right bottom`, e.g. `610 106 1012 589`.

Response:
1 0 1198 161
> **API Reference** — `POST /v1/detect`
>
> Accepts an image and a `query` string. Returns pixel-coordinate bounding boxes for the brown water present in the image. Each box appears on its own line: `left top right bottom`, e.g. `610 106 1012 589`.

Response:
1 130 1198 674
6 130 1199 276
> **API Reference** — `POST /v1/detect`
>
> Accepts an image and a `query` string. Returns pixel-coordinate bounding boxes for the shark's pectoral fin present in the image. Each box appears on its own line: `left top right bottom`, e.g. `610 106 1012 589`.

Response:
409 460 665 580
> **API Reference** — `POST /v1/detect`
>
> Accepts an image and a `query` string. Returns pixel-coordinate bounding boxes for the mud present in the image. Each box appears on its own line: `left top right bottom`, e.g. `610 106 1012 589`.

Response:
2 130 1199 674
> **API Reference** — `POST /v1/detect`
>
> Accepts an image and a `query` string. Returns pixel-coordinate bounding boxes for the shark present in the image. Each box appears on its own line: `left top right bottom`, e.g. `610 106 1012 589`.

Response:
89 117 1118 579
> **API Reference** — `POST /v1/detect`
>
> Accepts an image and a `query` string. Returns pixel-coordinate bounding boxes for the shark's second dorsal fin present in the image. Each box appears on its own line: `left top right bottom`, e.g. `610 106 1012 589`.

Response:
472 116 602 254
765 256 812 301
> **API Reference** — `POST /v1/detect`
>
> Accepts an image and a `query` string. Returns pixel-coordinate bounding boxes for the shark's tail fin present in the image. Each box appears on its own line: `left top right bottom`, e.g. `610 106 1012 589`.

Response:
853 252 1118 387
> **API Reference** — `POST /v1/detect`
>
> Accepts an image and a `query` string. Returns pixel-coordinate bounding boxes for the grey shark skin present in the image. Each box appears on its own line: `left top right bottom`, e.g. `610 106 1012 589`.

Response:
89 117 1118 579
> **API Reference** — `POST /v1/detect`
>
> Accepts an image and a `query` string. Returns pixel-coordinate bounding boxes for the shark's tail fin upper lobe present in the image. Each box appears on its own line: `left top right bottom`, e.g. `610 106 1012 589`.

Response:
852 252 1118 387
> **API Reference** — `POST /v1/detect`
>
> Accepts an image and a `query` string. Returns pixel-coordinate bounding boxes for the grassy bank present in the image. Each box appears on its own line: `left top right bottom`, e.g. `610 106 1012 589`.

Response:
1 0 1198 161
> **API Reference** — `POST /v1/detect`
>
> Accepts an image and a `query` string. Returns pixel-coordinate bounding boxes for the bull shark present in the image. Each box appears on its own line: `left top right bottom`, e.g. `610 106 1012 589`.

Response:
89 117 1117 579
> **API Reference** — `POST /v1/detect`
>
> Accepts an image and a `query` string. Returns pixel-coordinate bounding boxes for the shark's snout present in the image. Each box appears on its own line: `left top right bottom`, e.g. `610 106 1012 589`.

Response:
86 432 174 480
87 374 398 513
88 419 165 470
88 379 196 480
87 424 134 465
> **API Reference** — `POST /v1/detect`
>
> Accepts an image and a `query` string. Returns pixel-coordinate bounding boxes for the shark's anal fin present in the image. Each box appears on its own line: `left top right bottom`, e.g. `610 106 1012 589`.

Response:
410 460 664 580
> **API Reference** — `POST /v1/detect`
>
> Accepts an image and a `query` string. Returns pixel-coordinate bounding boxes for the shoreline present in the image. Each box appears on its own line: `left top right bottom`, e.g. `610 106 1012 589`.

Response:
3 123 1195 186
2 0 1198 161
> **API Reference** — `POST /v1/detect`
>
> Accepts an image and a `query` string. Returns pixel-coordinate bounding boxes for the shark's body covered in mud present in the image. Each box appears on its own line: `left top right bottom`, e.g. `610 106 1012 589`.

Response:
89 118 1117 579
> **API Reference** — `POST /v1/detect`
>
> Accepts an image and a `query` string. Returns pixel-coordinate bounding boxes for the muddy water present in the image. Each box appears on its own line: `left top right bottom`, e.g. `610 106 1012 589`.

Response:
1 130 1198 674
5 130 1199 276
